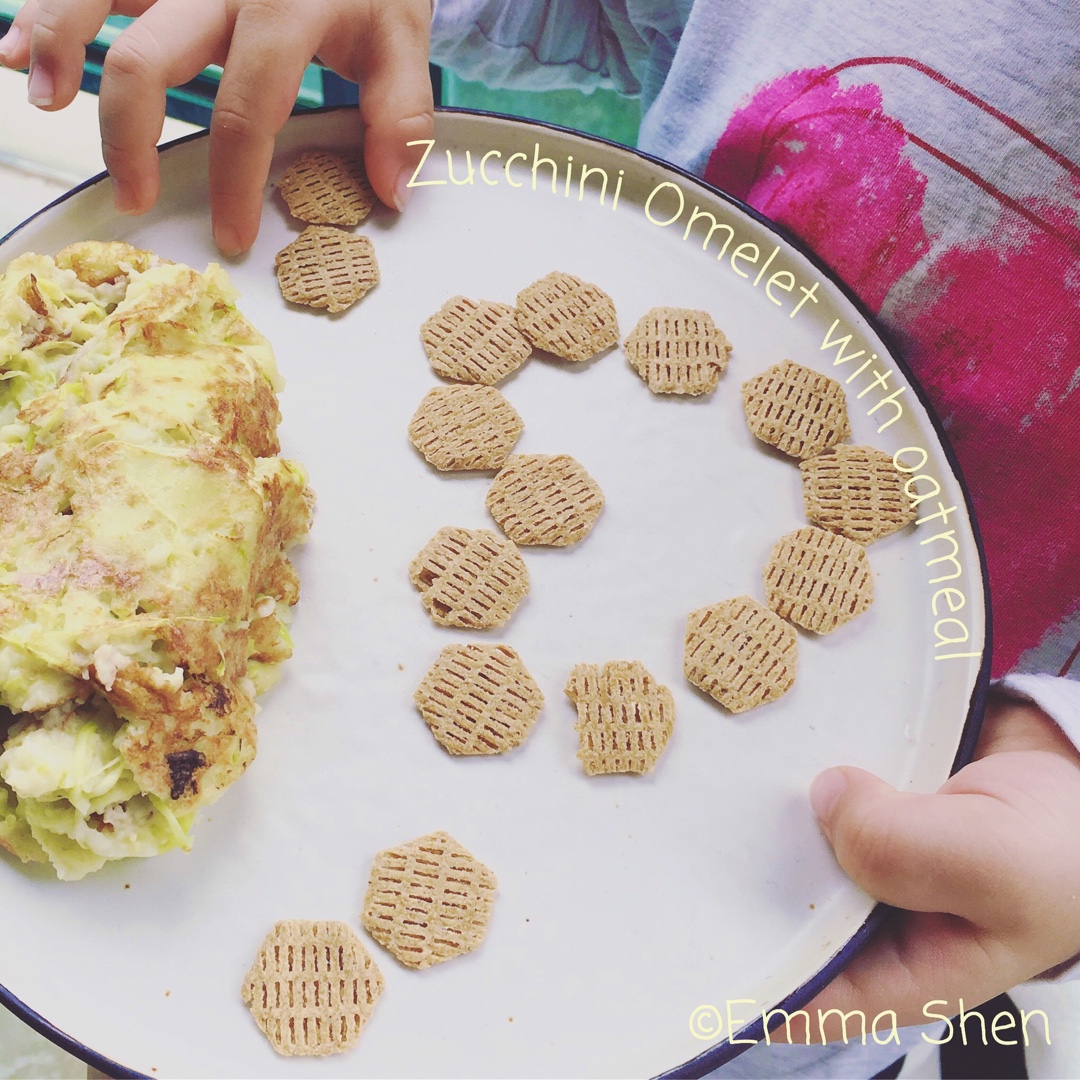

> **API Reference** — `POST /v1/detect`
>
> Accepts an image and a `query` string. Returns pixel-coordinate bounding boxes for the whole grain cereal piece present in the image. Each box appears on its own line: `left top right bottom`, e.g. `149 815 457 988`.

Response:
486 453 604 546
421 296 533 385
741 359 850 459
409 526 529 628
565 660 675 776
415 644 543 755
241 920 384 1057
763 526 874 634
684 595 798 713
275 226 379 313
800 444 916 543
277 149 376 226
408 385 524 472
624 306 732 395
361 831 497 969
514 271 619 361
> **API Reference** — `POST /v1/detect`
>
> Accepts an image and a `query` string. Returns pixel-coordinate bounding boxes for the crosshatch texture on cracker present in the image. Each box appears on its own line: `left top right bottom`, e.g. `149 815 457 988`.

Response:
241 920 384 1057
684 595 798 713
624 307 732 395
565 660 675 776
514 271 619 361
409 526 529 628
421 296 533 384
800 445 916 543
361 831 497 969
486 453 604 546
277 149 376 226
741 359 851 459
764 526 874 634
408 385 524 471
415 644 543 755
274 226 379 313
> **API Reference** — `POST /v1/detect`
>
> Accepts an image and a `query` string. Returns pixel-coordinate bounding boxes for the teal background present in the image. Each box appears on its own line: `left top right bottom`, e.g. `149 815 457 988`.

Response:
0 5 642 145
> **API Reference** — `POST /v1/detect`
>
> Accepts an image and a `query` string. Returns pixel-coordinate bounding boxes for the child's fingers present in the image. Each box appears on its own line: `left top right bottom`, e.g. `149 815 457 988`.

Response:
355 3 435 210
810 766 1024 927
208 3 320 255
773 911 1020 1041
0 1 156 98
15 0 114 108
98 0 230 214
0 0 39 69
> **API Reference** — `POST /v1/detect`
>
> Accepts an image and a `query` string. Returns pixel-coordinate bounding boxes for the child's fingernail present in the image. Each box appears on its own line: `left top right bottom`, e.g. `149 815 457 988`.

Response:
810 768 849 822
0 25 23 62
27 62 54 107
393 169 411 212
214 223 243 257
113 179 137 214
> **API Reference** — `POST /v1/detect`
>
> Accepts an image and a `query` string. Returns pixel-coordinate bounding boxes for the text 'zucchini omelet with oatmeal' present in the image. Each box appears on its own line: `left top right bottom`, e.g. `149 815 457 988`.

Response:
0 242 313 880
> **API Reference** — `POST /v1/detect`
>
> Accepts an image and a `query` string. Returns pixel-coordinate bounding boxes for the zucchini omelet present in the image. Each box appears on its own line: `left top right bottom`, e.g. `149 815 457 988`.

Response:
0 242 313 879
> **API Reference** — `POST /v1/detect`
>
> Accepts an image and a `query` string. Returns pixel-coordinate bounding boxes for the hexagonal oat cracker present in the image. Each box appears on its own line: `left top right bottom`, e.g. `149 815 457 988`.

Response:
275 226 379 314
801 444 916 544
684 595 798 713
515 271 619 361
421 296 533 385
361 831 497 969
565 660 675 776
277 149 376 226
486 453 604 546
408 385 524 472
741 359 850 459
624 306 732 395
409 526 530 628
241 919 384 1057
763 526 874 634
415 643 544 755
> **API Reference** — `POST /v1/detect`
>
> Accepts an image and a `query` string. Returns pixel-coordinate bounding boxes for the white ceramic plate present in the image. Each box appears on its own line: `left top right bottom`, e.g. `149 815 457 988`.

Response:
0 109 988 1079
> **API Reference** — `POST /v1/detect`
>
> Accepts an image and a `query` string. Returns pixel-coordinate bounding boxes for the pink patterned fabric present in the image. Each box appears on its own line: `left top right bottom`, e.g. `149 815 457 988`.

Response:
705 66 1080 678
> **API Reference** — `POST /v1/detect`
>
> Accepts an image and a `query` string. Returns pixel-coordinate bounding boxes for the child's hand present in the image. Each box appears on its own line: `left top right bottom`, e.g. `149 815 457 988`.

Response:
779 694 1080 1043
0 0 434 254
